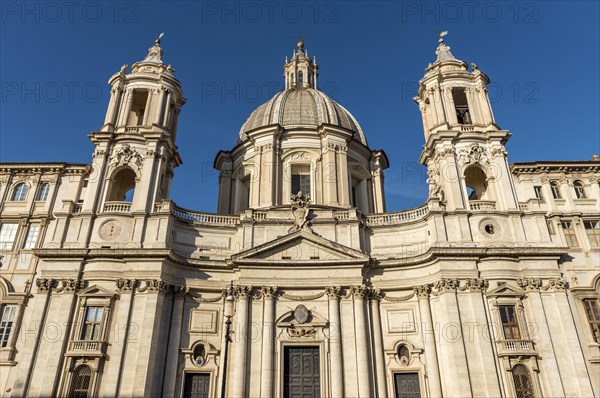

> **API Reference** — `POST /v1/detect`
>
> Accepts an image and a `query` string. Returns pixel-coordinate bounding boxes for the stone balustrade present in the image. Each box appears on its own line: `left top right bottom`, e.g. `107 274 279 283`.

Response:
171 205 238 226
469 200 496 211
66 340 106 357
103 201 132 213
365 204 429 226
498 339 534 353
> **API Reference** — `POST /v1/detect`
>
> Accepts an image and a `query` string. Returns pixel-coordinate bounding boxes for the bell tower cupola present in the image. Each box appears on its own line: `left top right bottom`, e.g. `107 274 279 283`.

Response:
284 40 319 89
417 32 519 212
83 34 185 216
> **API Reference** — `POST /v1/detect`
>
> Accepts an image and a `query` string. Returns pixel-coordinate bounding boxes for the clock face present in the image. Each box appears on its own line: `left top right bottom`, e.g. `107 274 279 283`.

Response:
293 304 310 324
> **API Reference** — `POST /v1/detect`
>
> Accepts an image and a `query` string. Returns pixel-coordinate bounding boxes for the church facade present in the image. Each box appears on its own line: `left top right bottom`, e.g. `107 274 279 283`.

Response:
0 36 599 398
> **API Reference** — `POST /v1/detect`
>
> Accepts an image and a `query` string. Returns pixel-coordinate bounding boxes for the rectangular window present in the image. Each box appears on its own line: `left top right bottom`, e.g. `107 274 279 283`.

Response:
0 223 19 251
583 299 600 343
81 307 104 341
291 166 311 196
452 87 471 125
550 182 562 199
561 221 579 247
23 225 40 249
533 186 544 202
584 221 600 248
0 304 17 348
499 305 521 340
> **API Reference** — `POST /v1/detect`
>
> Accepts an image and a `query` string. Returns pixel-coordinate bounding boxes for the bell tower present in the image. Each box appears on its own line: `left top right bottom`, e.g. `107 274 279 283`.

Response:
82 35 185 215
416 33 519 212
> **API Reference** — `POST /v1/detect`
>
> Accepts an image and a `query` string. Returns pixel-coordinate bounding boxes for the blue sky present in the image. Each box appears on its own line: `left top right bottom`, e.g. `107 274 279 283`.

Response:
1 1 599 212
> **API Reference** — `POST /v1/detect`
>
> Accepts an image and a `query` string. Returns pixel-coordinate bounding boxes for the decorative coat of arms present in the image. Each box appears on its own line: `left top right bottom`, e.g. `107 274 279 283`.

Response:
457 144 490 168
289 191 312 233
109 144 144 171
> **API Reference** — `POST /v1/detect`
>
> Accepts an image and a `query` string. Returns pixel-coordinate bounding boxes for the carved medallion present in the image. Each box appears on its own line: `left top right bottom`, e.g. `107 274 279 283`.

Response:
99 219 123 240
293 304 310 324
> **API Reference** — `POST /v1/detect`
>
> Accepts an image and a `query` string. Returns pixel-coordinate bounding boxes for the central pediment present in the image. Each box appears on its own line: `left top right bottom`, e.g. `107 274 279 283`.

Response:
229 230 370 266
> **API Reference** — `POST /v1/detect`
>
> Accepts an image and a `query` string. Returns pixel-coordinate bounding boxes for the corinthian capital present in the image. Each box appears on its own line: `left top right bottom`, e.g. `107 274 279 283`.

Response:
350 285 369 299
325 286 342 299
413 284 431 299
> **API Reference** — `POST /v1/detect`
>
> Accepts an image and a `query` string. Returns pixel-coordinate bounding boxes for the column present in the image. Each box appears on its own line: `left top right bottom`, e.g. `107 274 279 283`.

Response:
351 286 372 397
9 279 53 398
465 87 481 125
326 287 344 398
141 90 153 126
322 143 338 205
517 279 564 396
337 145 350 207
117 88 133 127
217 169 233 214
104 87 122 126
414 285 443 398
35 280 81 396
457 279 501 397
162 286 186 397
260 287 276 398
369 289 388 397
541 279 594 396
160 90 172 126
155 87 167 125
232 286 251 397
431 279 472 397
432 86 446 126
426 88 439 126
101 279 136 397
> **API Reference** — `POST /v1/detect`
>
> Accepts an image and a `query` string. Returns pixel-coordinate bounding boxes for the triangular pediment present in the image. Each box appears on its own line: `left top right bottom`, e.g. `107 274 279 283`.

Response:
486 283 525 297
77 284 116 298
230 230 369 266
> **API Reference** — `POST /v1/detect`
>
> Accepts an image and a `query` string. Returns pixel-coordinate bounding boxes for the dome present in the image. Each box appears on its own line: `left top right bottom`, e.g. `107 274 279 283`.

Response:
238 87 367 145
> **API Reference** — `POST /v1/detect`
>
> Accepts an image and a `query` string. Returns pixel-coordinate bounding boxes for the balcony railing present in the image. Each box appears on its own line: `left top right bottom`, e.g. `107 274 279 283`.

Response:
498 339 534 352
66 340 106 357
365 204 429 226
103 201 132 213
469 200 496 211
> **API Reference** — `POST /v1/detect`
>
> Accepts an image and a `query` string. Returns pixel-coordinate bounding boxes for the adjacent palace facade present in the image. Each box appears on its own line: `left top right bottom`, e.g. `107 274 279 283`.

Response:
0 35 599 398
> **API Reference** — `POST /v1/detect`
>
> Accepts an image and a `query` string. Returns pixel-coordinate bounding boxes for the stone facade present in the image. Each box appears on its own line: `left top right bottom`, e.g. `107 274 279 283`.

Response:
0 35 599 398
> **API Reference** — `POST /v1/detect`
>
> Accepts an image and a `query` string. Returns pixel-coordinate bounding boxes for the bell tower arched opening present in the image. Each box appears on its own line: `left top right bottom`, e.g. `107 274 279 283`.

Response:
127 90 149 126
107 168 137 202
464 165 488 201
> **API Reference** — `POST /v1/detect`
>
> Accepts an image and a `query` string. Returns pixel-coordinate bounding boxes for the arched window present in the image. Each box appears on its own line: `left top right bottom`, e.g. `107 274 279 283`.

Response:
36 183 50 201
107 168 136 202
11 183 28 201
573 180 586 199
298 71 304 87
464 165 488 200
512 364 535 398
550 181 561 199
68 365 92 398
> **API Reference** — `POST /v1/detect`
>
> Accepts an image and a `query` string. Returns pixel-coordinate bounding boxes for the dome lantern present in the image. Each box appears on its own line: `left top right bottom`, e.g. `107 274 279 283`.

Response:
284 40 318 89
